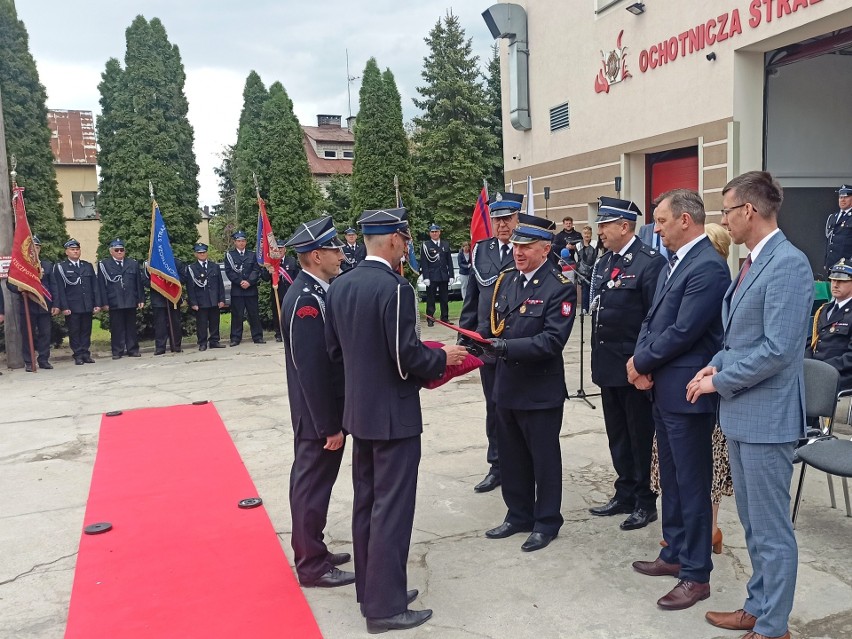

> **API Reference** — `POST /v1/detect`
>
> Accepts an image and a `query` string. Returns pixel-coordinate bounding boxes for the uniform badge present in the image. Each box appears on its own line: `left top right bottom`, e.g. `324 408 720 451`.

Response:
623 253 633 265
296 306 319 319
520 305 527 314
533 279 539 285
561 301 573 317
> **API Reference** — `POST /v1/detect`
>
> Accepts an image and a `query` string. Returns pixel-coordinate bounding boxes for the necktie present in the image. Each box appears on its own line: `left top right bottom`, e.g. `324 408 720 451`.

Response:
734 254 752 293
829 302 842 324
501 244 510 261
666 253 679 279
521 274 528 288
117 261 123 268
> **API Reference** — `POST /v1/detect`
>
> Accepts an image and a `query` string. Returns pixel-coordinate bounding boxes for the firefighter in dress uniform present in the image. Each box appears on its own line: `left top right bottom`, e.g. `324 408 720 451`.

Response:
824 184 852 277
340 227 366 273
186 243 226 351
53 239 102 365
98 238 145 359
807 258 852 390
420 223 454 326
224 230 264 345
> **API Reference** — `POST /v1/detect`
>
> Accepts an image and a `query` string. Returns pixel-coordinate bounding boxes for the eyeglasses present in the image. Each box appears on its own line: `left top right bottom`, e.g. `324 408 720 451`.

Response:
113 248 126 252
720 203 746 216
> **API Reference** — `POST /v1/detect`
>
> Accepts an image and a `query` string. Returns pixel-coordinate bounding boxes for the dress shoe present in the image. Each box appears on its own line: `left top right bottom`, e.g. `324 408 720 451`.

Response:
112 355 122 360
127 352 141 358
301 567 355 588
83 357 95 364
589 497 634 517
632 556 681 577
174 348 183 353
406 590 418 605
198 343 208 352
275 335 283 342
741 632 790 639
521 532 555 552
209 342 226 349
229 341 240 347
328 552 351 566
75 359 84 366
473 471 501 493
25 364 33 372
366 609 432 634
485 521 532 539
38 362 53 370
705 609 757 630
620 508 658 531
712 528 723 554
427 320 434 327
657 579 710 610
254 339 266 344
154 350 166 356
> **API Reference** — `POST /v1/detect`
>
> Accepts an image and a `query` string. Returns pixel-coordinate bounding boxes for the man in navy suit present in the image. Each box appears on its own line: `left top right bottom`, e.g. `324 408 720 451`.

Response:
628 189 730 611
281 216 354 590
326 207 467 634
689 172 812 639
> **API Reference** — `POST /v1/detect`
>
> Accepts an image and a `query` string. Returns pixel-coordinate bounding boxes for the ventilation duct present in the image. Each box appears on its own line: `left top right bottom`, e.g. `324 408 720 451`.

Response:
482 3 531 131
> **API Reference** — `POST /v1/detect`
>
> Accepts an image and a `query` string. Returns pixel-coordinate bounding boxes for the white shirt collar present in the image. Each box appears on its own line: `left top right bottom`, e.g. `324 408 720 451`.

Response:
616 236 638 257
365 255 392 269
835 297 852 310
749 228 781 263
669 233 707 276
520 261 547 282
303 269 330 292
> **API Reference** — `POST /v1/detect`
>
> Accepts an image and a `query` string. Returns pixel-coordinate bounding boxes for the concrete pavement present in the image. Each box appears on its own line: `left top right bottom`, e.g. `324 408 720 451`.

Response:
1 322 850 638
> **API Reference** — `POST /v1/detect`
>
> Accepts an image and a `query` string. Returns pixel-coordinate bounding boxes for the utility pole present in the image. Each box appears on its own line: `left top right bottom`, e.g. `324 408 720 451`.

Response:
0 84 24 369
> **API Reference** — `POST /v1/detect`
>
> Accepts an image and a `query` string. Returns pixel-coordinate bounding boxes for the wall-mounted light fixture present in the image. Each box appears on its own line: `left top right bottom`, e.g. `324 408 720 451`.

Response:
626 2 646 15
706 52 717 61
614 176 622 194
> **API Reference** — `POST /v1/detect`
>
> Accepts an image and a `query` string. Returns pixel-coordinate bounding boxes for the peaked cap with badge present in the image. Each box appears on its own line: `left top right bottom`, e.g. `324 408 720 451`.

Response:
286 216 344 253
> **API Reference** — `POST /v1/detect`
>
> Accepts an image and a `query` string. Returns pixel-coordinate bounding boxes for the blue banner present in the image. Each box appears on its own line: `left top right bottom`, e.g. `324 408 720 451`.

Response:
147 201 182 305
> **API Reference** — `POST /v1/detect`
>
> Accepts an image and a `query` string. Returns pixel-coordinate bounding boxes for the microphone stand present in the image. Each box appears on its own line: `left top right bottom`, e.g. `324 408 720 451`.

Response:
567 273 600 409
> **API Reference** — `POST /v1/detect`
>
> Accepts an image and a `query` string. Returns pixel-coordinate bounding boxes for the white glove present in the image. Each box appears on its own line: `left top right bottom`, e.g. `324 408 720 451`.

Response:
448 277 455 285
423 279 431 287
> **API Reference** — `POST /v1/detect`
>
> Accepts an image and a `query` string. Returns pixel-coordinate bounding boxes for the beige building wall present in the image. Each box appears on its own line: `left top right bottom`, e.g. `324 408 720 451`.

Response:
56 165 97 220
500 0 852 255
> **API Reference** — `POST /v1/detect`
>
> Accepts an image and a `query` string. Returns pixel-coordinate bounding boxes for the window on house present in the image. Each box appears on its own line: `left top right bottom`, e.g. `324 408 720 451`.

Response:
323 150 337 158
72 191 97 219
342 151 354 159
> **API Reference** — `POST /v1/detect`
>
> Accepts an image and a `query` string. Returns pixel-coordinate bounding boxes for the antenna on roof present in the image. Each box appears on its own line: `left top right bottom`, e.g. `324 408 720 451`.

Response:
346 49 360 119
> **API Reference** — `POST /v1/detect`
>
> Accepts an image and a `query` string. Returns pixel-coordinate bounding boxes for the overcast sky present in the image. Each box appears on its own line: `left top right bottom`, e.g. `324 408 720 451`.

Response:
15 1 497 207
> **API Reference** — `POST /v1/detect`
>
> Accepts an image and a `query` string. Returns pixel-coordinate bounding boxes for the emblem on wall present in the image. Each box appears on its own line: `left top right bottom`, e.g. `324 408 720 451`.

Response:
594 30 631 94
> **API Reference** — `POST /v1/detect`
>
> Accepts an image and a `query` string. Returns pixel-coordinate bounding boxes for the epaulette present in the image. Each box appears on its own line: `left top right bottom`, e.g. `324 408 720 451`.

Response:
638 244 659 257
551 266 572 285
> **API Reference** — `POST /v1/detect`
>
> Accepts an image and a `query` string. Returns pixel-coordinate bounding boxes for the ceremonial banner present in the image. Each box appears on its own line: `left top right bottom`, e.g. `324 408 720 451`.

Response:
255 196 280 287
7 186 51 310
470 186 491 245
147 201 182 306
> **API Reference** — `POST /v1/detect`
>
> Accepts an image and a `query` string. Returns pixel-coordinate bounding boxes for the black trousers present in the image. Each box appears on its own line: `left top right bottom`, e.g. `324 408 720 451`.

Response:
108 307 139 356
194 307 221 345
152 305 182 352
66 312 93 361
352 435 420 619
229 295 263 342
478 364 500 473
655 405 714 583
600 385 657 510
425 280 449 322
289 436 345 583
496 405 564 536
18 308 52 365
271 291 284 338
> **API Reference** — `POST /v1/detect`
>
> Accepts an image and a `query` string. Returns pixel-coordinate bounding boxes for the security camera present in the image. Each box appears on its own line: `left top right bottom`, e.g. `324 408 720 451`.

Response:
512 154 521 160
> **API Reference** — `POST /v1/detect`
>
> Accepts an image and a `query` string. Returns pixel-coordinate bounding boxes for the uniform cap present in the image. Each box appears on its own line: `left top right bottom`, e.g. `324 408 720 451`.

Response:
32 235 41 246
275 238 287 248
429 223 442 231
829 259 852 281
193 243 209 253
510 214 556 244
231 230 247 240
109 238 125 248
344 227 357 235
837 184 852 197
64 238 81 249
596 196 642 224
285 216 345 253
357 207 410 237
488 192 524 218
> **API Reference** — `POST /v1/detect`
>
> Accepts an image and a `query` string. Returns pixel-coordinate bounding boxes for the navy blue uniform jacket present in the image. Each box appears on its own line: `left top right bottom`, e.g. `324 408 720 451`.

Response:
326 260 446 440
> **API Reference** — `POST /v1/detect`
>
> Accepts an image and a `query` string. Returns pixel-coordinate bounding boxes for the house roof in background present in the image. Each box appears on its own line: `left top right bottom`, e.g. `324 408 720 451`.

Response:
47 110 97 166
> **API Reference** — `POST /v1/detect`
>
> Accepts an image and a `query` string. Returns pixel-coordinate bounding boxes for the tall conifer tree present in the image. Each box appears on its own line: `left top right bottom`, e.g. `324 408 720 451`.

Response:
96 15 200 263
232 71 268 231
0 0 66 259
412 12 498 245
485 44 505 191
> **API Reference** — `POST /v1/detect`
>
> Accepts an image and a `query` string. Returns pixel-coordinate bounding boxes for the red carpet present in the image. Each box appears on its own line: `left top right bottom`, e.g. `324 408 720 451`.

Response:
65 403 322 639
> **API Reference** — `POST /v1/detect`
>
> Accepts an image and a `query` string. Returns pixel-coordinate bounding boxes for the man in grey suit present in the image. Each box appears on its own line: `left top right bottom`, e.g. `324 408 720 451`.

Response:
688 171 812 639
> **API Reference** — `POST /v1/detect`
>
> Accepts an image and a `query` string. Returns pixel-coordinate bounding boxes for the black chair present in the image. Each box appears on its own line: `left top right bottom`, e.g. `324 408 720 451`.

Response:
791 359 852 525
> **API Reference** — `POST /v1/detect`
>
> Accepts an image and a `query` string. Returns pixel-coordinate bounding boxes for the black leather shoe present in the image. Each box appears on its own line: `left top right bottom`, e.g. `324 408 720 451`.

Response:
75 359 84 366
589 498 634 517
38 362 53 369
275 335 283 342
474 472 501 493
485 521 532 539
112 355 122 360
83 357 95 364
127 352 141 358
25 364 33 372
198 343 208 351
254 339 266 344
154 350 166 356
301 567 355 588
427 320 434 327
209 342 226 349
328 552 351 566
521 532 555 552
620 508 658 531
229 341 240 347
406 590 418 605
366 609 432 634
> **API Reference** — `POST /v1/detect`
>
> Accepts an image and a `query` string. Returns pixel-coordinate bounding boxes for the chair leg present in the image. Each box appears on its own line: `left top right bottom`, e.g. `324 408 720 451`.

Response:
828 474 837 509
843 478 851 517
792 463 808 528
